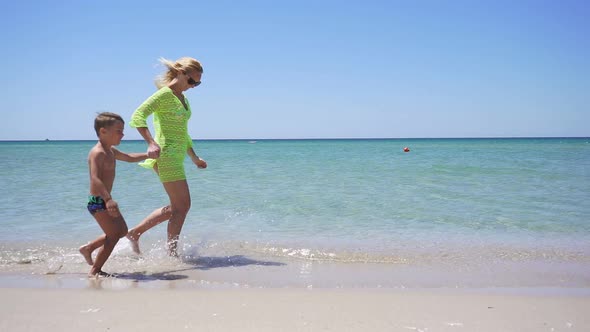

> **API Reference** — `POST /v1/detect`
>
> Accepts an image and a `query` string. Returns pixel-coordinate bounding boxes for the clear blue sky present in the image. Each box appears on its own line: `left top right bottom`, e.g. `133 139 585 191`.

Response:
1 0 588 140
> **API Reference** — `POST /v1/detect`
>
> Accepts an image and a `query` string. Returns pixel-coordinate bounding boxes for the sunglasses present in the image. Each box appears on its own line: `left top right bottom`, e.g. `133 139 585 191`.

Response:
187 76 201 87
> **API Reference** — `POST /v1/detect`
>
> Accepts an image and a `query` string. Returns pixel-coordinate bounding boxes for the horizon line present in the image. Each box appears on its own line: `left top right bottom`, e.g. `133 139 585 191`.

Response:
1 136 589 142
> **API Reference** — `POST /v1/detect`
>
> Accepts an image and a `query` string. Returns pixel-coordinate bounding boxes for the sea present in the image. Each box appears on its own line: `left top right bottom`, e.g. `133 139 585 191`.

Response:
1 138 589 290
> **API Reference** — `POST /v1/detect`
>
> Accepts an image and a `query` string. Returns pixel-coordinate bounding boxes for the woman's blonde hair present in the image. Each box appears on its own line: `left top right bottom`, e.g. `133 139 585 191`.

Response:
155 57 203 89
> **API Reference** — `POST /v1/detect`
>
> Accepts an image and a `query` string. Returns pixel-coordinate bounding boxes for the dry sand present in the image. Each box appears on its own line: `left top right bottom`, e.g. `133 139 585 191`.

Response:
1 287 589 332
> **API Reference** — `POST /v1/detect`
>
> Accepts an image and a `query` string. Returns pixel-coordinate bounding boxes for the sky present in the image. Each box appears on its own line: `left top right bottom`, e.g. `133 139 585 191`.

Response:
0 0 588 140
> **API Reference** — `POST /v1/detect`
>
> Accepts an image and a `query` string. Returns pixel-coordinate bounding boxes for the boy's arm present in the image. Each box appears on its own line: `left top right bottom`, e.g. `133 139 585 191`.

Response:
89 150 112 201
112 147 149 163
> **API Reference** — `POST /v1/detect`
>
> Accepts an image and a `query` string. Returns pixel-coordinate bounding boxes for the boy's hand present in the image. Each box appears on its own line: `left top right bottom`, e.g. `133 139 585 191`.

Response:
106 199 120 217
192 156 207 169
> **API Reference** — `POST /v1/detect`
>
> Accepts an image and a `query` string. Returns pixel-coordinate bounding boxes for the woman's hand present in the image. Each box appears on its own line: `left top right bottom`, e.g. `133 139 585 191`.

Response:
147 142 161 159
192 156 207 169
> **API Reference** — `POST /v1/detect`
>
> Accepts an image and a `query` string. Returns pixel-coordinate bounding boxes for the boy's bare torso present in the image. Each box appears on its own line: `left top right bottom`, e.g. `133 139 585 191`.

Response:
88 144 116 195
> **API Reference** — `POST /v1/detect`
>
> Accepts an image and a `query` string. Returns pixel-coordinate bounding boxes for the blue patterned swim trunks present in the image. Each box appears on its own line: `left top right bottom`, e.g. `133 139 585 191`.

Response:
87 195 107 214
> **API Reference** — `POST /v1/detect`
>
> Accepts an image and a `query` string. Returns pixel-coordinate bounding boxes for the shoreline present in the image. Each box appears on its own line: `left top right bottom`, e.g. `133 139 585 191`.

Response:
1 254 590 293
2 239 590 291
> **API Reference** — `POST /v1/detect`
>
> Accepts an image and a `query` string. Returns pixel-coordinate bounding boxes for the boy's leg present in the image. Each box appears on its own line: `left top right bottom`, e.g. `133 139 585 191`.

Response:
79 234 106 265
89 212 128 277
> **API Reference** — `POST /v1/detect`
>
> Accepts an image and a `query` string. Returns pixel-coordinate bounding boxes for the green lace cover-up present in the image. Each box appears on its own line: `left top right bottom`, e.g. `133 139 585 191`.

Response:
130 87 194 183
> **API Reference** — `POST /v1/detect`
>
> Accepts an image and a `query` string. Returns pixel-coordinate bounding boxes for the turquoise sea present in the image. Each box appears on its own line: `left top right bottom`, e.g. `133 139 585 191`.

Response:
1 138 589 289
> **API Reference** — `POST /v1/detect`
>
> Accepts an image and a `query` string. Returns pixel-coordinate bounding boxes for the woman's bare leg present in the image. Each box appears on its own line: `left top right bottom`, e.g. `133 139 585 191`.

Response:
162 179 191 257
126 205 172 254
126 163 172 254
126 164 191 256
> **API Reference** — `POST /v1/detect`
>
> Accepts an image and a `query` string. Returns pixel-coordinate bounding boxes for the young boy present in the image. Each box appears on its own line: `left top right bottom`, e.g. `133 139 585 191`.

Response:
79 112 148 277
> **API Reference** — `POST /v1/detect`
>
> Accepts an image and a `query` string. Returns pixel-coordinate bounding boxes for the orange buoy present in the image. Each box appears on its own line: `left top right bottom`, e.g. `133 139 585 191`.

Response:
403 147 410 152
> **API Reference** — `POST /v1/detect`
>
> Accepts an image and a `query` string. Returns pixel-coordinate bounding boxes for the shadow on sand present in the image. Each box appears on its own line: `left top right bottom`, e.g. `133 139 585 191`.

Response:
184 255 286 270
112 255 285 283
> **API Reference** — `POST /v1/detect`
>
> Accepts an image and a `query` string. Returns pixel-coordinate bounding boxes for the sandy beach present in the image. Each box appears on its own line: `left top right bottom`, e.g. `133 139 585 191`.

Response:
1 285 589 332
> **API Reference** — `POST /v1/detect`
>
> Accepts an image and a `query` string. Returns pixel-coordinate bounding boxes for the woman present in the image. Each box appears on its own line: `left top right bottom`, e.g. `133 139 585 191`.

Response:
127 57 207 257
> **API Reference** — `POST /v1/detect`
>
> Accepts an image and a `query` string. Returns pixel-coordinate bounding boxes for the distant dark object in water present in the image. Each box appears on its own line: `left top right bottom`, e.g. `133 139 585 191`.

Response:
403 147 410 152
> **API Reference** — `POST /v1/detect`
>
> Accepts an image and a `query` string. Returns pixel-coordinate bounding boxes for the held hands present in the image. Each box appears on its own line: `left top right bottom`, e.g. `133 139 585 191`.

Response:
147 142 161 159
191 156 207 169
106 199 120 217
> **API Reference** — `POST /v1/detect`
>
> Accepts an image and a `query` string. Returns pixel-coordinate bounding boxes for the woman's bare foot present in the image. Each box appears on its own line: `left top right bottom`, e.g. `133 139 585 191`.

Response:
168 249 179 258
126 231 141 254
79 245 93 265
167 239 180 258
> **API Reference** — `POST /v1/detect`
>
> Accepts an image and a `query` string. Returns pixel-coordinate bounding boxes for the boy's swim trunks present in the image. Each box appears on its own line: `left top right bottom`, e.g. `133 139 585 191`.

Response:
87 195 107 214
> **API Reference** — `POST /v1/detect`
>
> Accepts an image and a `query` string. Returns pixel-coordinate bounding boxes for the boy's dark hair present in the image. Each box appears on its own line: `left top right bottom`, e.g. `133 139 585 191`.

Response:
94 112 124 136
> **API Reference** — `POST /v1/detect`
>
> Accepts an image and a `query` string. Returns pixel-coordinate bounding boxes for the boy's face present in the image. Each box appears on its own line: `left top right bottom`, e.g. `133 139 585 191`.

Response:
100 121 125 146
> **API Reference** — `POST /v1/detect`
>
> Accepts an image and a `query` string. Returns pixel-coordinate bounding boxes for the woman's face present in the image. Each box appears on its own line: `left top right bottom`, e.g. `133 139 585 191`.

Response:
180 70 202 91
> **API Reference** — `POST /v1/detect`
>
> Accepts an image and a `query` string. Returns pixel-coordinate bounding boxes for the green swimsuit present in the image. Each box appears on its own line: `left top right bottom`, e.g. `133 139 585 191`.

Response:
130 87 194 183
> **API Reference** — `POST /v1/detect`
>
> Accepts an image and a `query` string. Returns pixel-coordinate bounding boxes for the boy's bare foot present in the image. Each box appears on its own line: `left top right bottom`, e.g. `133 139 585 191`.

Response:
126 233 141 254
79 245 93 265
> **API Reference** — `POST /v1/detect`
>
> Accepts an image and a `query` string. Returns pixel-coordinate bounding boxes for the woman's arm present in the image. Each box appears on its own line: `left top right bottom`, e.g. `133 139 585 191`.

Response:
137 127 160 158
188 146 207 169
130 90 163 158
